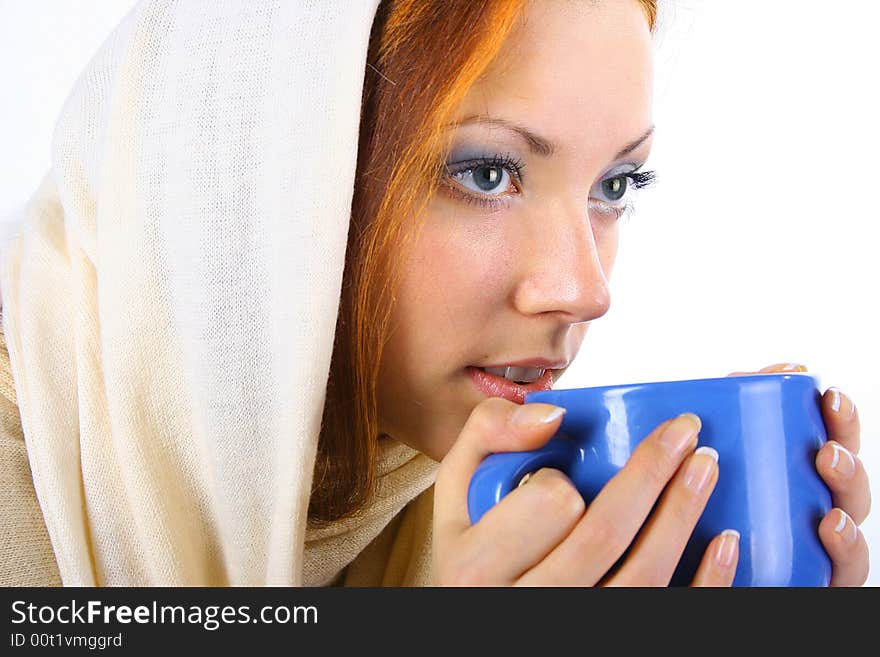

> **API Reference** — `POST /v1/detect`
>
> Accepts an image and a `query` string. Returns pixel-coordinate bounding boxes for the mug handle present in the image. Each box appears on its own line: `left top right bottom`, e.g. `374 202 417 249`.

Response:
467 436 578 524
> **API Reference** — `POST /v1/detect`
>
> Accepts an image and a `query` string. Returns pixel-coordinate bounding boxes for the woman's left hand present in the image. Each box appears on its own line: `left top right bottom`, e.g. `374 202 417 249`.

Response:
727 362 871 586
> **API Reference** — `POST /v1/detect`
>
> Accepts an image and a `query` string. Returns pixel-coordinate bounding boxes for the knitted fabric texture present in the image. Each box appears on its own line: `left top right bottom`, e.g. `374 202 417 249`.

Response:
0 311 63 586
0 0 438 586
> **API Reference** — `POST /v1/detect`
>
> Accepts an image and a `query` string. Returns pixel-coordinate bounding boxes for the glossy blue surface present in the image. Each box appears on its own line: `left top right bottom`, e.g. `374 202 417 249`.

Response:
467 373 832 586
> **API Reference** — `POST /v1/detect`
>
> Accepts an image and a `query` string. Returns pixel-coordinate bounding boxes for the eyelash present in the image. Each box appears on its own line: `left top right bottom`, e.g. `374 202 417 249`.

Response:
441 153 657 220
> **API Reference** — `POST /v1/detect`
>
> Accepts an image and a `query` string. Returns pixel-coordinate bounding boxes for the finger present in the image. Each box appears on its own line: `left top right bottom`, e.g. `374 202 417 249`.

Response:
516 413 700 586
433 398 567 544
758 362 808 373
816 441 871 525
726 363 807 377
454 468 585 585
690 530 740 587
821 387 861 454
819 509 869 587
604 446 719 586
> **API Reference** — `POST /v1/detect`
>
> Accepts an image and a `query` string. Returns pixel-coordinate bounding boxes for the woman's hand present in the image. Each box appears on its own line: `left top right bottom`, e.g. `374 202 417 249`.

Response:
433 397 738 586
727 362 871 586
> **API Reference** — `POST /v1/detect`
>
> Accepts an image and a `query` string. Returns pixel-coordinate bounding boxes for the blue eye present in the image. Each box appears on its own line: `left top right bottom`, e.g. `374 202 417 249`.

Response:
592 169 656 204
590 168 657 220
461 164 510 193
442 153 525 209
600 176 628 202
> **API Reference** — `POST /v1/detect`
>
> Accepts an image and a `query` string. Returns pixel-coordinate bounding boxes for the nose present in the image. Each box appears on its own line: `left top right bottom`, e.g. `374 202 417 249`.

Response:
511 200 613 323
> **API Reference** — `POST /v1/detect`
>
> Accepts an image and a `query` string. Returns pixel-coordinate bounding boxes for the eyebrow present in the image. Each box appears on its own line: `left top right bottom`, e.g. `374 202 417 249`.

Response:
450 115 655 160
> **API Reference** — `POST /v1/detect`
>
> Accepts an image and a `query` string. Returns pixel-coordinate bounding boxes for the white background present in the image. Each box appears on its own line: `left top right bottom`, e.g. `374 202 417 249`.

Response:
1 1 877 585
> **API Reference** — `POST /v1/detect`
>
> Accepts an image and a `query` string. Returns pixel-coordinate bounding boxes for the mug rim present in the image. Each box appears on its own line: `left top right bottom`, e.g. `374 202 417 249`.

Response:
546 371 818 395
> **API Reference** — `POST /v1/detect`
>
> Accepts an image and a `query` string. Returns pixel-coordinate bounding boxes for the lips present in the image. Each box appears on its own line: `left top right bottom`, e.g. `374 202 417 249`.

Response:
467 366 556 404
481 359 569 370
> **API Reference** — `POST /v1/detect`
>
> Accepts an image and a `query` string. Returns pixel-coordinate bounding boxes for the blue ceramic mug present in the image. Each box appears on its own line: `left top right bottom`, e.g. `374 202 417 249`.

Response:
467 372 832 586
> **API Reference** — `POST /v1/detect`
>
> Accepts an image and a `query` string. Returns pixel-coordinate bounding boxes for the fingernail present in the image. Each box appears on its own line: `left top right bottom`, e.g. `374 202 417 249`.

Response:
850 399 857 417
833 509 858 545
716 529 740 568
684 446 718 493
511 404 566 428
783 363 807 372
517 472 533 487
828 387 841 413
659 413 701 453
829 442 856 478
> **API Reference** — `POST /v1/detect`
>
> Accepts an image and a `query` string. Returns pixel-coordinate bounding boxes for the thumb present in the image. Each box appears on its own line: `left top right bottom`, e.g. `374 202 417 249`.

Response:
433 396 567 541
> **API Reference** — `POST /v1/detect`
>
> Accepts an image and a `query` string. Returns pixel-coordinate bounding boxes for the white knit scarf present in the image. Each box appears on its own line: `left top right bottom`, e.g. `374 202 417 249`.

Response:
0 0 438 586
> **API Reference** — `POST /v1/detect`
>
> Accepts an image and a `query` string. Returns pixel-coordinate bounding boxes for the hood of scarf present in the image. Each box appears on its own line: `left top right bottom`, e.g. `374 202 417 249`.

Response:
0 0 438 586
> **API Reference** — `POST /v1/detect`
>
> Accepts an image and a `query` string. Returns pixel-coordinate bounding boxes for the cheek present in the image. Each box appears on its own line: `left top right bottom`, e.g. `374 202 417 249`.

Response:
401 222 507 323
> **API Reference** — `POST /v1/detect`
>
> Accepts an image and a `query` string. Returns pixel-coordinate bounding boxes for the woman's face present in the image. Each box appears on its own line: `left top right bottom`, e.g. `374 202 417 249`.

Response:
377 0 654 461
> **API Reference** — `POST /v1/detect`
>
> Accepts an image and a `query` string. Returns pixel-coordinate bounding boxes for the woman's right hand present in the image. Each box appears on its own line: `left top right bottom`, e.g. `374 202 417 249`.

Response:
432 397 739 586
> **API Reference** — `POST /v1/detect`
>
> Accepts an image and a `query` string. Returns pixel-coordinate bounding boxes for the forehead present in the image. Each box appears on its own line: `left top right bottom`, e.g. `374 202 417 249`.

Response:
452 0 653 152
